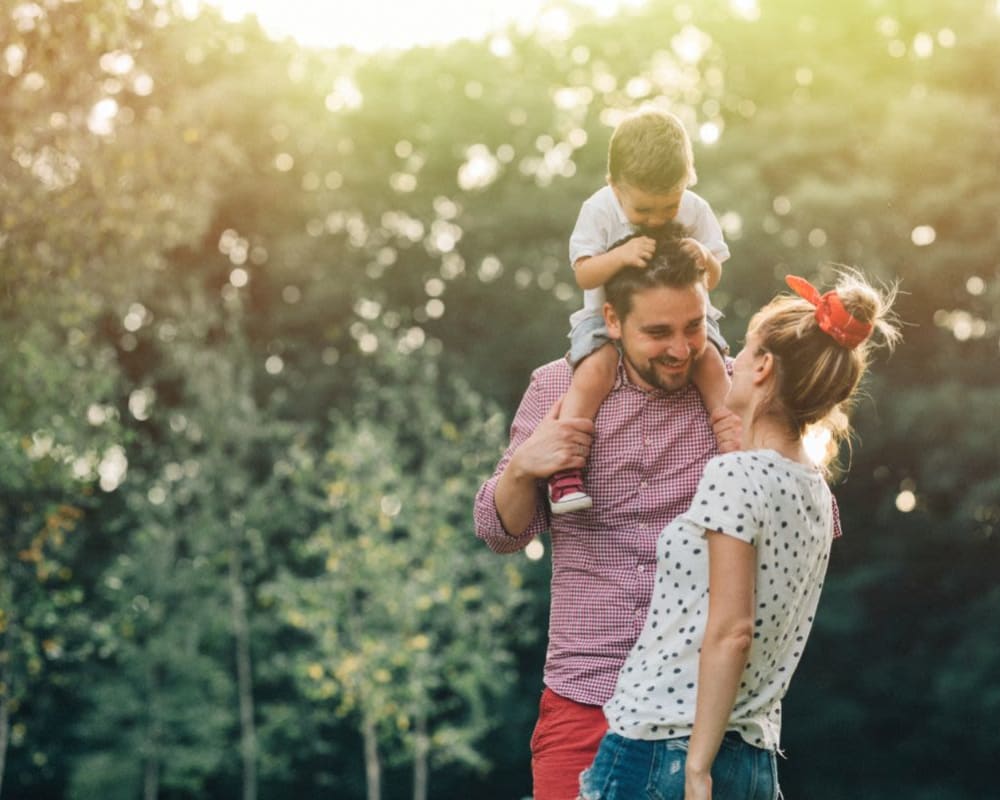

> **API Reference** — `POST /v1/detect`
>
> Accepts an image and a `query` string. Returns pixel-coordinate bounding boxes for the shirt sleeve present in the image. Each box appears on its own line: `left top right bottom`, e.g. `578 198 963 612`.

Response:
688 197 730 265
473 369 554 554
569 197 613 266
680 454 761 546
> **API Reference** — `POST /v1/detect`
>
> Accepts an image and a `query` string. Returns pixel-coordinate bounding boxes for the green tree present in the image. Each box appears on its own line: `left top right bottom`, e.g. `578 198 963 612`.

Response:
266 336 532 800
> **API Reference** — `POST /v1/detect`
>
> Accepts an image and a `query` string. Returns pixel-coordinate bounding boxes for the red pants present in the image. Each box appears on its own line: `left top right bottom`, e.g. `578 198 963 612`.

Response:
530 688 608 800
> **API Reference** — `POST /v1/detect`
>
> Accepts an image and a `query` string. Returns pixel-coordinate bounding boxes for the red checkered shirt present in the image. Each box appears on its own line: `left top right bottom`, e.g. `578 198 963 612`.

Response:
474 356 722 707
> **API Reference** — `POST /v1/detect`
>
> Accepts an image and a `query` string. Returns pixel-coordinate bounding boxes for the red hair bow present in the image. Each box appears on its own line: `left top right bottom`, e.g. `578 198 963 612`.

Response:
785 275 873 350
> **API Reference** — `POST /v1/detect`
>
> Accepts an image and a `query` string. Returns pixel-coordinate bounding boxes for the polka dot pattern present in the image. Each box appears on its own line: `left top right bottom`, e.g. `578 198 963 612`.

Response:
604 450 834 752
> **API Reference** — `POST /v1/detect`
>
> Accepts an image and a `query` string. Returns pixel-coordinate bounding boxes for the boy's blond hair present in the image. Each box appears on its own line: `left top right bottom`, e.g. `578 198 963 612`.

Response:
607 109 696 193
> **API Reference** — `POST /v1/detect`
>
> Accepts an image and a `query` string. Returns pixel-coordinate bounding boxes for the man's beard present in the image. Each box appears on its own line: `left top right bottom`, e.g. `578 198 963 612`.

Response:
623 347 695 393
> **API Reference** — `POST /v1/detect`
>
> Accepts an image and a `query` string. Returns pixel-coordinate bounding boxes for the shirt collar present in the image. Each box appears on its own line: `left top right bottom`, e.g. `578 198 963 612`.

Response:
609 187 631 228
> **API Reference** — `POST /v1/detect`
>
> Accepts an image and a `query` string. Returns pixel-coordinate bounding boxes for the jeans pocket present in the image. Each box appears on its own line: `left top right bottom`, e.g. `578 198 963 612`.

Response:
647 738 688 800
578 733 625 800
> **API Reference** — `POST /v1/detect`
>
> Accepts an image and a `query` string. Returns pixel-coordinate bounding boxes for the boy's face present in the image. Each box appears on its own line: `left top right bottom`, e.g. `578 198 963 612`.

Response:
611 181 686 231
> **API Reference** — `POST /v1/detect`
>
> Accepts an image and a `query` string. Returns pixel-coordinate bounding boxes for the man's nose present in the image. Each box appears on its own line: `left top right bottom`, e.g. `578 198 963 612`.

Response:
663 336 692 359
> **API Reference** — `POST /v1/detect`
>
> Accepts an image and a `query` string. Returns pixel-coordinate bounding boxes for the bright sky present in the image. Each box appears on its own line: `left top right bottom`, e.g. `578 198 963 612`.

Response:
200 0 644 51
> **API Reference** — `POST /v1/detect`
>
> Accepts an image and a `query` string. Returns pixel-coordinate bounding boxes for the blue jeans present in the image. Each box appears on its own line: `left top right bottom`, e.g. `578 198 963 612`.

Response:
578 731 778 800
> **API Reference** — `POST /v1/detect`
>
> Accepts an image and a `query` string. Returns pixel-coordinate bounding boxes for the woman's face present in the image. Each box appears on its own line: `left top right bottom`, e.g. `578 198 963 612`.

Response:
725 329 763 414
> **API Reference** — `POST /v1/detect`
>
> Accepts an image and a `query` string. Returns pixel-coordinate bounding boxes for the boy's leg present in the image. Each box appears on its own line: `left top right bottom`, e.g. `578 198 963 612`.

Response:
693 312 731 415
530 688 608 800
549 342 618 514
561 342 618 420
691 344 731 417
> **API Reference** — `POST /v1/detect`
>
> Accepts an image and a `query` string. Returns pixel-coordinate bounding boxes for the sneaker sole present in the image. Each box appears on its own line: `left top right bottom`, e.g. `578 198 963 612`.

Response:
550 495 594 515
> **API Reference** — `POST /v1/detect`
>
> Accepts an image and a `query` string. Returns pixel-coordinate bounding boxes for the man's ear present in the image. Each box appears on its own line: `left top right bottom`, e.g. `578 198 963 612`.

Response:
604 303 622 340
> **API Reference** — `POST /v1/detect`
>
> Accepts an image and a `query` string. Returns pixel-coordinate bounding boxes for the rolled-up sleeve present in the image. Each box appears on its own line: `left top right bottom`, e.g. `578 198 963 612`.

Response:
473 368 555 554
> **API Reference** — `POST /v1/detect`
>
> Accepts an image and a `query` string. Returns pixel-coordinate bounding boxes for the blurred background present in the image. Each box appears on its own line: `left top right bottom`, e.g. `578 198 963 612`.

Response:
1 0 998 798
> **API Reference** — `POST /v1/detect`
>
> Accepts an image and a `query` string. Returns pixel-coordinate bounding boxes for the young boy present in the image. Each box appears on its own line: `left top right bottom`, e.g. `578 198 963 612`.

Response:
549 108 731 514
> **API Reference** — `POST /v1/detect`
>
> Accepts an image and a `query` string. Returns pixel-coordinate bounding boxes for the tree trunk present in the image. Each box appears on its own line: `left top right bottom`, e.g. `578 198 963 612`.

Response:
0 624 10 800
362 713 382 800
143 666 160 800
143 752 159 800
411 710 430 800
229 543 258 800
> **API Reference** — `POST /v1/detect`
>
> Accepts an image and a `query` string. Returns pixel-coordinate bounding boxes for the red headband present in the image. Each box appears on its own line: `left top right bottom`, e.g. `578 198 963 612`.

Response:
785 275 873 350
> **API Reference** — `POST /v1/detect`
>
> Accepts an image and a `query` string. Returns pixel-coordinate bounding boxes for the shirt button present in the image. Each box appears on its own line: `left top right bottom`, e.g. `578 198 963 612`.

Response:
640 480 648 489
637 564 646 573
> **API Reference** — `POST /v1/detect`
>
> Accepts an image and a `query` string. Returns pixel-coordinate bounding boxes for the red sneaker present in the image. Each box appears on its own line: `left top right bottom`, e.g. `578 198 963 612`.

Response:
547 470 593 514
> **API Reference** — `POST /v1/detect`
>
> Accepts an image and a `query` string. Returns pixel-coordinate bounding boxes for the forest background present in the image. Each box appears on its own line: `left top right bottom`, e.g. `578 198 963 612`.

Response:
2 0 998 798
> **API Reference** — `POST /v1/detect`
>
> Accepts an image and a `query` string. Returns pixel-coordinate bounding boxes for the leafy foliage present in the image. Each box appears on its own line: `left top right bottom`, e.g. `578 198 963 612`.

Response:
1 0 998 798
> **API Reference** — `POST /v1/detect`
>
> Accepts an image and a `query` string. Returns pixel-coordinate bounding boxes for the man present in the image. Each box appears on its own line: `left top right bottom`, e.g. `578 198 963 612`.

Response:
473 231 741 800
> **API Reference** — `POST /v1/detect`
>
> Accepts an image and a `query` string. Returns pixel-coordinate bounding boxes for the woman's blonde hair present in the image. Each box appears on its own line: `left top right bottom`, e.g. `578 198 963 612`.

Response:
749 269 901 462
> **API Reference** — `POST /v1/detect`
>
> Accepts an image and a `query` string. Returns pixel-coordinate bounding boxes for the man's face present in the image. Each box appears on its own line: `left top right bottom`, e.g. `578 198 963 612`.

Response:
604 283 708 393
611 181 686 231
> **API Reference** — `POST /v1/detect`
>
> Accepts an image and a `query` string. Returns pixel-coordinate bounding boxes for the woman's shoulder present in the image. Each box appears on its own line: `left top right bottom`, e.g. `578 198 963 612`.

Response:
703 450 759 475
702 450 815 490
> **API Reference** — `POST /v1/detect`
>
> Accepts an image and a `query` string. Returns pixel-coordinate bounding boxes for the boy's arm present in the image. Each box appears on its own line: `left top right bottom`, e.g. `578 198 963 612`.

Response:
575 236 656 289
701 249 722 291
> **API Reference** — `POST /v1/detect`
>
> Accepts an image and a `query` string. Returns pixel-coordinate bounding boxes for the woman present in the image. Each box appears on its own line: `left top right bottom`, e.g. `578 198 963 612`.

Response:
578 271 900 800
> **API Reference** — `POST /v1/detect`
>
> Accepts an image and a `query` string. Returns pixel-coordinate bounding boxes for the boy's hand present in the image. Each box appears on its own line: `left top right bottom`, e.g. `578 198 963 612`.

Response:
679 237 711 268
710 407 742 454
614 235 657 268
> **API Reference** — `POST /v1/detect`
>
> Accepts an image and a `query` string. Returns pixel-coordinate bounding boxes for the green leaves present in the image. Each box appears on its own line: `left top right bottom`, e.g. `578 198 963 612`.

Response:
2 0 999 797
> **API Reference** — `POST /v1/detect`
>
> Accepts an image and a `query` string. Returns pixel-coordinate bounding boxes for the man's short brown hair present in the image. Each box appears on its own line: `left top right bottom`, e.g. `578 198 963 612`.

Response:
604 223 705 320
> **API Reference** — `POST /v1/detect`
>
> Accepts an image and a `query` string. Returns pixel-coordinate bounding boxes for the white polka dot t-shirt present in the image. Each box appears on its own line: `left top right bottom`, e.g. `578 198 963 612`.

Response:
604 450 834 752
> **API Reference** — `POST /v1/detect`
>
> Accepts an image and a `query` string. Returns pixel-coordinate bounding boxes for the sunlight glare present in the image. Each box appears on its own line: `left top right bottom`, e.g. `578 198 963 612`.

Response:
87 98 119 135
98 445 128 492
204 0 640 51
895 490 916 513
699 121 721 144
912 32 934 58
729 0 760 21
525 539 545 560
803 425 833 466
672 25 712 64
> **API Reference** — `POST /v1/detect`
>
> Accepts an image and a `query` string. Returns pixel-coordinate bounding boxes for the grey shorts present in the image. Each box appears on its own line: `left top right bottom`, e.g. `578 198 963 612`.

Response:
567 308 728 368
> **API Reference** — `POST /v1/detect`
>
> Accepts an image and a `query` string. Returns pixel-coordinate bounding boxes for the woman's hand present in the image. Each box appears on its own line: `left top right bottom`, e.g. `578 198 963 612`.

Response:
685 768 712 800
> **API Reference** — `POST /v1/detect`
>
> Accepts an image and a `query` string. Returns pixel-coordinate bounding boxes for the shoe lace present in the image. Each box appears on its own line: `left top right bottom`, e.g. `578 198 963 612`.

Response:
550 472 584 501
